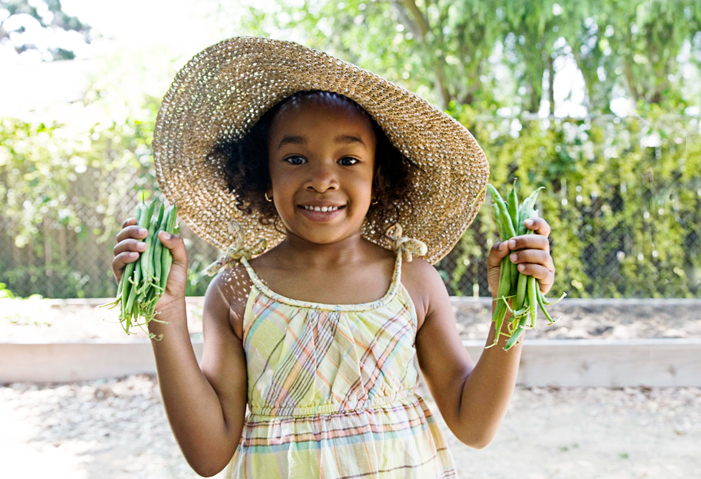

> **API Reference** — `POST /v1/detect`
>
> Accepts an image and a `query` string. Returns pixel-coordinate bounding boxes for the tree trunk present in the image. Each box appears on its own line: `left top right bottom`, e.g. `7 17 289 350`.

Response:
548 54 555 116
435 60 451 110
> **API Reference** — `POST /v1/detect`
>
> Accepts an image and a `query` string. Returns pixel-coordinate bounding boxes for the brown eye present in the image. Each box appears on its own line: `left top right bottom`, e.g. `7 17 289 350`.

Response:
339 157 359 166
285 156 306 165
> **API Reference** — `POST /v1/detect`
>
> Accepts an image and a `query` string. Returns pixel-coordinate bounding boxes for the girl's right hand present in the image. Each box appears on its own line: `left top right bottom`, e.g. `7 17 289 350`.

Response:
113 217 189 313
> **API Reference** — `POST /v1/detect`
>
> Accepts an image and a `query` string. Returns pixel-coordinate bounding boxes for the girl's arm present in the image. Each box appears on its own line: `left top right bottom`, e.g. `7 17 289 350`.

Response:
415 265 519 449
415 218 554 449
148 267 248 477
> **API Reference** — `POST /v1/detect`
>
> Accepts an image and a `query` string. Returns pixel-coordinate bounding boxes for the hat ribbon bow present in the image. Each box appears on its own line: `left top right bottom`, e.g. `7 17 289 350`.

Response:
386 223 427 263
203 222 267 276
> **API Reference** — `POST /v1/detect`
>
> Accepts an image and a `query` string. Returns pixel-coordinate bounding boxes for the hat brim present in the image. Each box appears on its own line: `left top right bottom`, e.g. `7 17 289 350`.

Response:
153 36 489 264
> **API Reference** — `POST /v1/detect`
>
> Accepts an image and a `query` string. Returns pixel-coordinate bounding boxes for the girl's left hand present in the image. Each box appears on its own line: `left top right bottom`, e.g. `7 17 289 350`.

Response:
487 218 555 299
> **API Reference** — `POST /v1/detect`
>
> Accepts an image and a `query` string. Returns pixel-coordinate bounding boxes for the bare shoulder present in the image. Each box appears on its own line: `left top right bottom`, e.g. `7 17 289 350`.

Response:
400 256 448 331
204 261 254 341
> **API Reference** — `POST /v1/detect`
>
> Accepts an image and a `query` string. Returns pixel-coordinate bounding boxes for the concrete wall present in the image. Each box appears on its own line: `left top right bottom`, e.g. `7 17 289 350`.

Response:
2 338 699 387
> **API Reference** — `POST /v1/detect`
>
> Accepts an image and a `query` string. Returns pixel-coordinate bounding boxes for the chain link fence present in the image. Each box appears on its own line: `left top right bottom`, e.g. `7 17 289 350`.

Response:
1 171 699 299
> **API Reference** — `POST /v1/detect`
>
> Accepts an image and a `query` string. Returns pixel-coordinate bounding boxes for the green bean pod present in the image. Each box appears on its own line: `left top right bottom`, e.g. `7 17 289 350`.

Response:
507 186 519 291
139 200 158 282
513 270 529 312
124 277 137 331
503 275 537 350
527 275 538 328
537 288 563 325
496 256 512 326
120 203 145 319
125 201 151 327
539 290 568 306
504 305 529 350
146 201 164 276
492 200 509 242
159 203 178 292
485 183 507 206
153 206 171 289
504 325 524 350
500 203 516 240
507 181 519 229
517 187 544 236
139 200 163 300
152 202 167 285
488 261 509 348
487 184 516 240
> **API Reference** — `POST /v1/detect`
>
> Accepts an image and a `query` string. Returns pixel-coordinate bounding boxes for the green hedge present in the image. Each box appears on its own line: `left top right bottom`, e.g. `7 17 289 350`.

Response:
437 104 701 298
1 104 699 298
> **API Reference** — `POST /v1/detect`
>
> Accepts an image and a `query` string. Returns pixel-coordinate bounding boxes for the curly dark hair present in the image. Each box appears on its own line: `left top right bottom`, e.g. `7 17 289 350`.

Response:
206 90 420 236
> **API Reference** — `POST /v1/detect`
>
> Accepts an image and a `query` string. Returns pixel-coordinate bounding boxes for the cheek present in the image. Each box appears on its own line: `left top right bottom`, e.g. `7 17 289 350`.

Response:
268 164 292 192
349 174 374 205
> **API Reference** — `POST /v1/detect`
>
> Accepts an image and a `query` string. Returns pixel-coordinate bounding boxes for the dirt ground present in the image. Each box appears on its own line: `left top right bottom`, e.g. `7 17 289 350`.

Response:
1 375 698 479
1 298 700 478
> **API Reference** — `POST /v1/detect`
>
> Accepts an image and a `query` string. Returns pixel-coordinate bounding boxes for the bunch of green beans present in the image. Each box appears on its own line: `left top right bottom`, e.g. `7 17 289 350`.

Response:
99 199 179 340
474 181 567 351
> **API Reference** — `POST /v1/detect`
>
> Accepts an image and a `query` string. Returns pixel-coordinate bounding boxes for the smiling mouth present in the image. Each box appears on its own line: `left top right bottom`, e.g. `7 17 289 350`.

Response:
298 205 345 212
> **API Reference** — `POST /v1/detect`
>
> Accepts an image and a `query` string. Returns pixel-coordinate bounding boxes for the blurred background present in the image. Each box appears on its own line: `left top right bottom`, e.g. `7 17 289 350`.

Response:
1 0 700 301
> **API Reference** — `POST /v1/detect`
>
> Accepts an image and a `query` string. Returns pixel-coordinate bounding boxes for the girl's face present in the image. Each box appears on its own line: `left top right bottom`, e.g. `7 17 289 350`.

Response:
267 97 377 246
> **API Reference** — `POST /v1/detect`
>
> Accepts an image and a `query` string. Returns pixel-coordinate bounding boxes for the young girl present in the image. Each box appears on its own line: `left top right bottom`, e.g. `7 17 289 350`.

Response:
112 37 556 478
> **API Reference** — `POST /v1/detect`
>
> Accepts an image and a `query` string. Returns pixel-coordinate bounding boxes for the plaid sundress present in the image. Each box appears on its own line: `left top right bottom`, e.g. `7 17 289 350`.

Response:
225 250 459 478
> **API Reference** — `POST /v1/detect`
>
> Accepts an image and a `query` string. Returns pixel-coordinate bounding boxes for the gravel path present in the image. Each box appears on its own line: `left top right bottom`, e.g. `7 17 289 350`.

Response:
1 375 698 479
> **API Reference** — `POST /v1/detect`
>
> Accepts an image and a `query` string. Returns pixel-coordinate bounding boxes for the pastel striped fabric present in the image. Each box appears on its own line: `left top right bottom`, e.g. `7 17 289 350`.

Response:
225 252 459 478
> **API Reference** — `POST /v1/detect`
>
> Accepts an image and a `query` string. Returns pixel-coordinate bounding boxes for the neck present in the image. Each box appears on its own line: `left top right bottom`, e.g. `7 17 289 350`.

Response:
274 229 370 269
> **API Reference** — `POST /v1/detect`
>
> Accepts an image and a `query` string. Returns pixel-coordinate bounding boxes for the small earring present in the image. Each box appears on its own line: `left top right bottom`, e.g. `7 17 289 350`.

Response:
371 196 378 205
265 192 273 202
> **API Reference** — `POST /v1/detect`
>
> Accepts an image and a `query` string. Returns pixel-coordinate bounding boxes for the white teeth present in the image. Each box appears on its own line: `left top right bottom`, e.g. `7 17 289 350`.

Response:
303 205 340 212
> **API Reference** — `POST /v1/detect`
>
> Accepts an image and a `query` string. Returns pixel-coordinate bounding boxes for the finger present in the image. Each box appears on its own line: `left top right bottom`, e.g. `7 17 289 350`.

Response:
122 217 137 228
514 262 552 283
488 241 512 265
116 224 148 243
113 238 148 257
524 218 551 237
509 250 554 272
157 231 188 267
113 251 140 283
507 234 550 253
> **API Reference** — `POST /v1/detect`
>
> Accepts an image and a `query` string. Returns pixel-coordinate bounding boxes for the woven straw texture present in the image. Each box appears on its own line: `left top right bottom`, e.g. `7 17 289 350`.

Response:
153 36 489 264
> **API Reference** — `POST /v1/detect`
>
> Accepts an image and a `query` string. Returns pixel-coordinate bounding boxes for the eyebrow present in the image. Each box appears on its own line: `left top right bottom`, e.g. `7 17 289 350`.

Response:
276 134 366 149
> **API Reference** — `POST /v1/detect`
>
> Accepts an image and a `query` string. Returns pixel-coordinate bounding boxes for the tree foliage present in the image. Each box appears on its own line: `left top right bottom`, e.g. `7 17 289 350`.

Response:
236 0 701 113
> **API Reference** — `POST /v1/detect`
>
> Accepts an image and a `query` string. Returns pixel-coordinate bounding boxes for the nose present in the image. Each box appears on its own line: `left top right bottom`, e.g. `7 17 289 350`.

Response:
305 160 339 193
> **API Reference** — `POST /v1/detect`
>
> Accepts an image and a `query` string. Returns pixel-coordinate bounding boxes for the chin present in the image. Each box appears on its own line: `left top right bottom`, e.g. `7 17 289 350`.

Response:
283 223 359 245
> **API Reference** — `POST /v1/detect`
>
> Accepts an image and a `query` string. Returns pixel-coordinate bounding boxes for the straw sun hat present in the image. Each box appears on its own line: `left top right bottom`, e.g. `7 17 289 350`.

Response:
152 36 489 265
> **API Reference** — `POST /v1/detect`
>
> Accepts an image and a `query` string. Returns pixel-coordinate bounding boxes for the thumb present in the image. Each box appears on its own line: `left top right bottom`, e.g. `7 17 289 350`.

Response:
488 240 512 266
158 231 188 267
